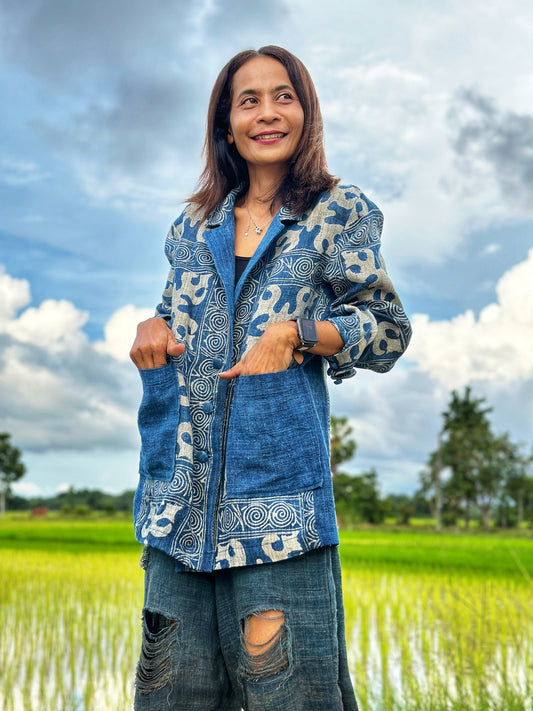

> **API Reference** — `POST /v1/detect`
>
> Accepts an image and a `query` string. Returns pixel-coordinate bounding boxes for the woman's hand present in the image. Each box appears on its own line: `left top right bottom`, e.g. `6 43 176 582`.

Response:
219 321 302 379
129 317 185 369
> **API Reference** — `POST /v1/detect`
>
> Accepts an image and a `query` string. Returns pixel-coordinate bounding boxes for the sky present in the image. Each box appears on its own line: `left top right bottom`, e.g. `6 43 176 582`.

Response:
1 0 532 499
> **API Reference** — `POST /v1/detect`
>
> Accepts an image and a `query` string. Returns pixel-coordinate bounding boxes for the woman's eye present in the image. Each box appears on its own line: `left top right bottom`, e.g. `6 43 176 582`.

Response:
241 97 257 105
278 92 293 101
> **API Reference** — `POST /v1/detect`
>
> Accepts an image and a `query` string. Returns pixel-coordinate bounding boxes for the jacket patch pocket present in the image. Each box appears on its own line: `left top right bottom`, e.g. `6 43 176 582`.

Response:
138 363 181 481
225 368 327 498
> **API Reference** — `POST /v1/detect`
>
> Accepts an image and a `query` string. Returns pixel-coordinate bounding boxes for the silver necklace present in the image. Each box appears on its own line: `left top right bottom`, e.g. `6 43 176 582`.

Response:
244 203 265 236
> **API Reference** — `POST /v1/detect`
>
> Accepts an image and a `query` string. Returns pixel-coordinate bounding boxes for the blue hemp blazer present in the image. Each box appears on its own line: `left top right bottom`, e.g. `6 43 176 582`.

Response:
133 184 412 572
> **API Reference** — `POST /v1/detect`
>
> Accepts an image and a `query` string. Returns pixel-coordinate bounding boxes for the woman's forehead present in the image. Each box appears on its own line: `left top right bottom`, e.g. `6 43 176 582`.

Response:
231 56 293 97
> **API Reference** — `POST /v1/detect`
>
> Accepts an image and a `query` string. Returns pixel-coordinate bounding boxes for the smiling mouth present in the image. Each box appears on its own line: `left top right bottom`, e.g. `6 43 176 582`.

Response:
252 132 286 141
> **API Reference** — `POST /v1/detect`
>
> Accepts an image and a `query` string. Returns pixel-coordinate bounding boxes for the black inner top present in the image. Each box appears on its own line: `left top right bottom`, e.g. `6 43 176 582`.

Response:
235 255 251 285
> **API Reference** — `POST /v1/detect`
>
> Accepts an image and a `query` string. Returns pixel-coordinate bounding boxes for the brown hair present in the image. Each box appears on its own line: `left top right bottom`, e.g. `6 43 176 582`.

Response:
188 45 338 219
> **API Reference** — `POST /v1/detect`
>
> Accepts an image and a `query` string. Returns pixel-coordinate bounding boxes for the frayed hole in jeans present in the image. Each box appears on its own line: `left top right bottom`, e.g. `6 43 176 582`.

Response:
136 608 181 695
240 609 292 683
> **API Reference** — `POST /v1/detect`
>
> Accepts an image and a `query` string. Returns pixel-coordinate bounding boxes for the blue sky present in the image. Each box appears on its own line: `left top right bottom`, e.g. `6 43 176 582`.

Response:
1 0 532 498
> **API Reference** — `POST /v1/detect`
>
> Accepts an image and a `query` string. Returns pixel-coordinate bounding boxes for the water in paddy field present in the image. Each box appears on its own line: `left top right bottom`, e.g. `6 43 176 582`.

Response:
347 603 532 710
1 550 532 711
343 571 533 711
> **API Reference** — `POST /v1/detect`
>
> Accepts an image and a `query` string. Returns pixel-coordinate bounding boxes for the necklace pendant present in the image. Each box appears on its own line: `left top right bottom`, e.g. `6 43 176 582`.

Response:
244 203 264 236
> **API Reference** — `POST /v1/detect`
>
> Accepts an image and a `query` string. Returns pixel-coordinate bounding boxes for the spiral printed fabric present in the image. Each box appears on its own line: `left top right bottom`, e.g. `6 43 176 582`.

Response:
134 185 412 572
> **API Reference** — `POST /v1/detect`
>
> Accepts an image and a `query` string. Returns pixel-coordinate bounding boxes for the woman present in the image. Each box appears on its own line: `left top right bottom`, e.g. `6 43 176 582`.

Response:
130 45 411 711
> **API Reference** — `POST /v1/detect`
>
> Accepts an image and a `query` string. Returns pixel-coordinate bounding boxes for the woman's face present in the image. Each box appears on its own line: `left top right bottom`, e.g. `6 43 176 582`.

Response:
227 56 304 174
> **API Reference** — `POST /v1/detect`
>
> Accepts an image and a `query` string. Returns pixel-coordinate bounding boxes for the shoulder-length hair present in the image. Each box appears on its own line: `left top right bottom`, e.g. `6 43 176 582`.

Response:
188 45 338 219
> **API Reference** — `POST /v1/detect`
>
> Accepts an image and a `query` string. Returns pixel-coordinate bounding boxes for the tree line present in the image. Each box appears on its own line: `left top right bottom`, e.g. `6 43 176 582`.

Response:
4 483 135 516
1 387 532 527
331 386 532 530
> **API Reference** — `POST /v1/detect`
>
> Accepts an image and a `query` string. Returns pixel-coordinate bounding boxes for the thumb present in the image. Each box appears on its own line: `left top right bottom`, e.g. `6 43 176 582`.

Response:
166 335 185 357
219 363 240 380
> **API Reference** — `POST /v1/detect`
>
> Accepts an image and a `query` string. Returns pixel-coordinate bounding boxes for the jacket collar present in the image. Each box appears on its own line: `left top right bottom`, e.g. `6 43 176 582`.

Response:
201 188 303 306
204 186 303 228
204 188 240 228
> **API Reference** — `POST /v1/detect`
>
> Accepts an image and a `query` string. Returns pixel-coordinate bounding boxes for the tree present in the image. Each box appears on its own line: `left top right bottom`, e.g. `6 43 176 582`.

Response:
329 415 387 525
440 388 493 529
330 415 356 476
500 443 533 528
0 433 26 518
333 469 386 525
476 432 509 531
419 435 444 532
424 388 531 531
384 493 418 525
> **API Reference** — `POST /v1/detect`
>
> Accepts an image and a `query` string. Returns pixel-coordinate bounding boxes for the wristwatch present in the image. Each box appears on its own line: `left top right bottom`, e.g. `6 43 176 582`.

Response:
292 318 318 351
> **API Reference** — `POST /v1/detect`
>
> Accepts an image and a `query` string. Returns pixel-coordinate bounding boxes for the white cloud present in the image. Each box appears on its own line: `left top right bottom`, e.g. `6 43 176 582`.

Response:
298 2 533 282
11 480 43 498
325 252 533 495
94 304 154 362
322 63 454 268
0 265 144 452
321 58 530 272
4 299 89 351
0 267 31 320
329 365 448 494
409 0 533 112
0 267 89 352
482 244 502 256
405 250 533 389
1 158 49 186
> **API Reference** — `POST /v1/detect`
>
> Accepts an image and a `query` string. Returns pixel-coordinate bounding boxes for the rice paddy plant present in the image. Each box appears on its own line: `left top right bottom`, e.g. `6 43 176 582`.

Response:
0 549 143 711
342 566 533 711
1 524 532 710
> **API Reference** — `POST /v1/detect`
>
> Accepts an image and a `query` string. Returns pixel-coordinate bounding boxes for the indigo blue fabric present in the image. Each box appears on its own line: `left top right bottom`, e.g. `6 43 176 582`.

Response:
225 368 327 498
138 364 181 481
134 545 359 711
133 185 411 571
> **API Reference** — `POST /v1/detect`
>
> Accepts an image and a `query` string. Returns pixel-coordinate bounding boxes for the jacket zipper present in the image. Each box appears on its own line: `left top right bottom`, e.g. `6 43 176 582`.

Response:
211 376 237 568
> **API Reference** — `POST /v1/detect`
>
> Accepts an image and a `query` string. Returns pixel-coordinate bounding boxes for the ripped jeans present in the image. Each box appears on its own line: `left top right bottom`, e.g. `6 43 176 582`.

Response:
134 546 358 711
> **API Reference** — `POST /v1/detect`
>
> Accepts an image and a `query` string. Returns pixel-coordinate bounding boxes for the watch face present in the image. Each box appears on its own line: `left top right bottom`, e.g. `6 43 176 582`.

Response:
300 319 317 343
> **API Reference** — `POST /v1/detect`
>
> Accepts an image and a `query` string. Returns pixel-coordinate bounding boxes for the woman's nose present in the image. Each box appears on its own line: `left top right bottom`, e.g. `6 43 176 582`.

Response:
257 99 280 122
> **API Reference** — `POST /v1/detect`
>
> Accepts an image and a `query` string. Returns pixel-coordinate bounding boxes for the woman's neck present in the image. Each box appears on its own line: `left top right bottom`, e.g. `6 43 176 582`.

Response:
246 164 286 212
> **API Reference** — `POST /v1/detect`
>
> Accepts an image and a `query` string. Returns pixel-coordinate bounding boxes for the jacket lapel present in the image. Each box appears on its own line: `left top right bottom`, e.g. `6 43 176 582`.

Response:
202 190 301 305
201 190 239 306
203 221 235 305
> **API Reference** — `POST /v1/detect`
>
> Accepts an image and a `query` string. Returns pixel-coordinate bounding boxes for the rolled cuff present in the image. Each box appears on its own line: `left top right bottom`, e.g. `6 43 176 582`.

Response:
325 314 375 383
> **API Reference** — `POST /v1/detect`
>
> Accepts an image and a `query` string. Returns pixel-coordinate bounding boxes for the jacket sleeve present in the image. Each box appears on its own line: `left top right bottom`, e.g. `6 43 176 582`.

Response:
154 210 187 322
322 198 412 383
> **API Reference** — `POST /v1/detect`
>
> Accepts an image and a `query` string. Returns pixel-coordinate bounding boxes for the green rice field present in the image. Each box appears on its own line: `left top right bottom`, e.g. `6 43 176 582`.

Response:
0 517 532 710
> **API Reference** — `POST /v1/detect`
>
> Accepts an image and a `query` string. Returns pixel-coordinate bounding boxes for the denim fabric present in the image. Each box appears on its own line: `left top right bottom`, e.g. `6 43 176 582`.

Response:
225 368 327 498
133 185 411 572
138 363 180 481
134 545 359 711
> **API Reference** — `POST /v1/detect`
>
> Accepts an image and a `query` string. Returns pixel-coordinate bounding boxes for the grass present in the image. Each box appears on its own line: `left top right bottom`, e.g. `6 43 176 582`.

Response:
342 566 532 710
0 516 532 710
339 529 533 579
0 548 143 711
2 514 531 576
0 515 139 552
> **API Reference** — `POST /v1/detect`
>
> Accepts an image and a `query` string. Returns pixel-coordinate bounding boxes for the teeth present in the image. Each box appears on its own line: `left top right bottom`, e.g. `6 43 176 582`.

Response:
254 133 284 140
